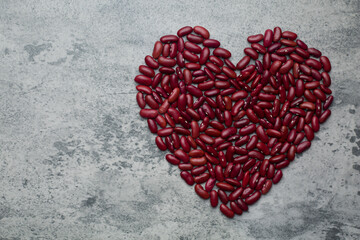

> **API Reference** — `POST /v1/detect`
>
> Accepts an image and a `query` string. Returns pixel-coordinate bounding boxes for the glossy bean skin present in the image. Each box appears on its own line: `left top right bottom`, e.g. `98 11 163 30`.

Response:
135 26 333 218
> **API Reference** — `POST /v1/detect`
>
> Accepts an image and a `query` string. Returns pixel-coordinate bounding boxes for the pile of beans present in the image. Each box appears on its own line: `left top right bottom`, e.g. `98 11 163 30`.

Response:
135 26 333 218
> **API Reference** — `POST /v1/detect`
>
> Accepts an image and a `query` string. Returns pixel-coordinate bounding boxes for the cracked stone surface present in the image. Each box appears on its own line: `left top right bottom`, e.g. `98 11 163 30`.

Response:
0 0 359 239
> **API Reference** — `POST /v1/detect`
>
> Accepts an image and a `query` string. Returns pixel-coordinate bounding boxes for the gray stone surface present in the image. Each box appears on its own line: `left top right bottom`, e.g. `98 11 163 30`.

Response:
0 0 359 239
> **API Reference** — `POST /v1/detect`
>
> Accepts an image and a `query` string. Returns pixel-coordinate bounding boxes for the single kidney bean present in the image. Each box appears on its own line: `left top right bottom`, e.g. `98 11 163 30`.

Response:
210 190 218 207
272 170 283 184
180 171 194 185
220 204 234 218
245 191 261 205
261 180 272 194
195 184 210 199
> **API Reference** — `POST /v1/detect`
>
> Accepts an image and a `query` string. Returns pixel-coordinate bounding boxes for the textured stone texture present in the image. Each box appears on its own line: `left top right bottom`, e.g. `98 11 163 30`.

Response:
0 0 359 239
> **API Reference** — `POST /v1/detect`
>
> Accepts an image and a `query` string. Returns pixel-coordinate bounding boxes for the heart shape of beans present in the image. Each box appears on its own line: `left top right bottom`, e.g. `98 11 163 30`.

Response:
135 26 333 218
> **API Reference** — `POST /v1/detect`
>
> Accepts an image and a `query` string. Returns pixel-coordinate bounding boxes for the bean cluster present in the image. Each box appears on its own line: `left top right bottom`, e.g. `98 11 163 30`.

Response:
135 26 333 218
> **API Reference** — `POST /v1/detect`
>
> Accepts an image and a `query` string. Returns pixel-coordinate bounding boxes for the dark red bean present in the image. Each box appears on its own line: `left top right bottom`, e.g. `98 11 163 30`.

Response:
296 39 308 49
290 53 304 63
282 31 297 40
218 189 229 204
230 201 243 215
273 27 282 42
267 164 275 179
244 47 259 60
195 184 210 199
203 39 220 48
214 48 231 58
210 190 218 207
186 34 204 44
263 29 273 47
308 48 322 58
166 154 180 165
147 119 158 133
319 109 331 123
184 41 202 54
245 191 261 205
261 180 272 194
297 141 311 153
194 26 210 39
220 204 234 218
280 39 297 47
272 170 283 184
145 55 159 69
160 35 178 43
177 26 192 37
247 34 264 43
320 56 331 72
180 171 194 185
152 41 163 59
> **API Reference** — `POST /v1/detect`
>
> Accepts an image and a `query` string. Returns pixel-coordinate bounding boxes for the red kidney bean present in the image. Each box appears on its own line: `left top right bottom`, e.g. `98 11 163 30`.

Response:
230 201 243 215
272 169 283 184
136 92 146 109
234 199 248 212
180 171 194 185
162 43 170 57
296 39 308 49
190 156 206 166
244 47 259 60
218 189 229 204
178 163 193 171
239 124 256 136
272 26 281 41
241 187 254 199
216 182 235 192
247 34 264 43
160 35 178 43
297 141 311 153
323 95 333 110
147 119 158 133
194 172 210 184
321 72 331 87
152 41 163 59
203 39 220 48
245 191 261 205
193 26 210 39
281 39 297 47
177 26 192 37
282 31 297 40
166 154 180 165
184 41 202 54
186 34 204 44
308 47 322 58
319 109 331 123
224 162 234 178
263 29 273 47
320 84 332 95
195 184 210 199
267 42 282 53
290 53 304 63
249 172 260 189
210 190 218 207
220 204 234 218
295 47 310 59
277 47 295 56
251 43 266 54
144 55 159 69
214 48 231 58
262 180 273 194
267 164 275 179
305 58 322 70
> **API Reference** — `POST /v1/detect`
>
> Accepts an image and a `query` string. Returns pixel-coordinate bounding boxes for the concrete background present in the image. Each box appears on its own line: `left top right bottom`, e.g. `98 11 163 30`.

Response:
1 0 359 239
